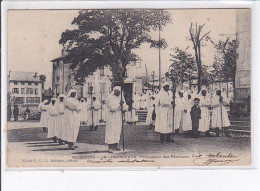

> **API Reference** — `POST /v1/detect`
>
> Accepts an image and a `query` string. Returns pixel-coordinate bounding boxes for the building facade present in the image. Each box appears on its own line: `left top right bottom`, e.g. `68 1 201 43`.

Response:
8 71 43 116
51 49 140 105
235 9 251 101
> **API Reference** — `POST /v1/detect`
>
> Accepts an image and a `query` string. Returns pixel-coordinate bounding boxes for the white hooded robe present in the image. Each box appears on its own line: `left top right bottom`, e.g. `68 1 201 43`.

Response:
211 92 231 128
154 89 173 134
199 92 211 132
105 87 128 144
47 100 58 138
62 90 80 143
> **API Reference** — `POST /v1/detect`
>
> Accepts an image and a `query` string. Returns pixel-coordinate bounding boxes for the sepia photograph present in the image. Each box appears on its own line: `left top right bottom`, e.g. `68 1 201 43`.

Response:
6 8 251 168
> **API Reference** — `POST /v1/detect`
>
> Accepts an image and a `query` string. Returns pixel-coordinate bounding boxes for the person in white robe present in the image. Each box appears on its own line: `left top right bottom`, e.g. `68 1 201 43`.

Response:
146 96 156 129
183 93 193 134
211 89 231 137
79 98 88 125
38 100 49 132
155 82 174 143
62 89 81 149
125 93 138 124
56 94 66 145
198 89 211 136
47 98 58 143
174 90 185 133
87 96 100 131
105 86 128 152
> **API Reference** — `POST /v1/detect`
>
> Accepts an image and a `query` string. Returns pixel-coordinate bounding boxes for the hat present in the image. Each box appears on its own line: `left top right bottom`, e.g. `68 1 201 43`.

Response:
113 86 121 92
162 82 170 87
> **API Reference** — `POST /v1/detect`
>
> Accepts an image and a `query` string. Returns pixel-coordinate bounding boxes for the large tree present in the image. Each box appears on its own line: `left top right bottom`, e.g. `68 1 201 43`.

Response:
59 10 171 84
213 37 238 95
169 47 196 89
189 23 211 92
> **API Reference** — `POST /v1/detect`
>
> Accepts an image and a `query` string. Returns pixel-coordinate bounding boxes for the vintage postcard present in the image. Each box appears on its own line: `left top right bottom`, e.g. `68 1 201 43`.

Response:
6 8 251 168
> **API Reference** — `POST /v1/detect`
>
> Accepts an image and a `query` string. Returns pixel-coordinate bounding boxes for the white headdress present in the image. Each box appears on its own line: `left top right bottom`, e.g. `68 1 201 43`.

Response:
58 94 65 99
67 89 77 98
42 99 49 104
113 86 121 92
162 82 170 87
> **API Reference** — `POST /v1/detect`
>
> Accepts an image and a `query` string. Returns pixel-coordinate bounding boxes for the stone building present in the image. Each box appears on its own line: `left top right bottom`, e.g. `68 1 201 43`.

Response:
51 49 141 109
235 9 251 101
8 71 43 116
51 50 80 98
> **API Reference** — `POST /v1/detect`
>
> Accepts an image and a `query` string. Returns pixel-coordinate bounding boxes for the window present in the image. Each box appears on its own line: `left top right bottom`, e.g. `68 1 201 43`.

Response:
12 88 19 94
14 82 18 85
34 97 40 103
35 88 38 95
100 83 106 94
21 82 25 85
26 97 34 103
26 88 33 94
35 82 38 85
14 97 25 104
21 88 25 94
100 67 105 76
28 82 32 85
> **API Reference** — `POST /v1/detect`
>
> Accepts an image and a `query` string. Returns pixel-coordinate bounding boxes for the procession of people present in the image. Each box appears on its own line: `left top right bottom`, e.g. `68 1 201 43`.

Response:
38 83 232 152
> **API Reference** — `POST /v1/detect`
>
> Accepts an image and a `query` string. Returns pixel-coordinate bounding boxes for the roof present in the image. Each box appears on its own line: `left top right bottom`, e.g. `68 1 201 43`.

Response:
9 71 42 83
51 56 64 62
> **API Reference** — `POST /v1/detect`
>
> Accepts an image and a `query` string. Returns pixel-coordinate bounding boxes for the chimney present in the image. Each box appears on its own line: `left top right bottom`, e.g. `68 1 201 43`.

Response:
34 72 38 77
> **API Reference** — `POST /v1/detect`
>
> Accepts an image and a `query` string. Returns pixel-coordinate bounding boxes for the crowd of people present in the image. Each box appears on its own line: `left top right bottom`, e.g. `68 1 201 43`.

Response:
38 83 232 152
38 87 128 152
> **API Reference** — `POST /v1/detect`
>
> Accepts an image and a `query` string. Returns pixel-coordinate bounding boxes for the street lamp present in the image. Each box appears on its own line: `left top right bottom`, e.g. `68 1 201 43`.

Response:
165 65 177 139
89 85 94 131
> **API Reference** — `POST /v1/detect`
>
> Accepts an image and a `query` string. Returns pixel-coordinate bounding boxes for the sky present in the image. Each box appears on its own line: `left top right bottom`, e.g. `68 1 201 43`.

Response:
8 9 236 89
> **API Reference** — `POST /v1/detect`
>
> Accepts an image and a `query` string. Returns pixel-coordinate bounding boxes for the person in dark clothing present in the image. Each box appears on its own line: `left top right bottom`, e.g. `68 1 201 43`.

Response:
13 105 19 121
7 105 12 121
190 98 201 138
25 106 31 120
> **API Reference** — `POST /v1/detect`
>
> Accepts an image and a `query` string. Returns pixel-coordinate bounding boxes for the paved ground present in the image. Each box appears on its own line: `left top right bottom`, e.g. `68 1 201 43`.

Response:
7 122 251 156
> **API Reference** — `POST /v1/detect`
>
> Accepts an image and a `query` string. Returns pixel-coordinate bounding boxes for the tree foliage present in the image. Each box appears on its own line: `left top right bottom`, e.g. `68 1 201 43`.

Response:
169 47 196 88
189 23 211 92
59 9 171 84
213 37 238 86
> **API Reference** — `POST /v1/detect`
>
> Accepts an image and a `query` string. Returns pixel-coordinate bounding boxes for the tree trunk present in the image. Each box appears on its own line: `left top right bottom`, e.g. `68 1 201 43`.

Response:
197 67 201 93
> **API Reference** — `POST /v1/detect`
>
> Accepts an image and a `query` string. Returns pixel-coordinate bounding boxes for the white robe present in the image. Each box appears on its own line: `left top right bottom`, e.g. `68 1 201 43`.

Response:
62 97 80 143
79 101 88 123
39 104 49 127
199 95 211 132
105 94 128 144
125 101 138 123
211 94 230 128
146 99 156 125
87 100 100 126
56 101 65 139
183 98 193 131
47 104 58 138
174 97 185 132
155 90 174 134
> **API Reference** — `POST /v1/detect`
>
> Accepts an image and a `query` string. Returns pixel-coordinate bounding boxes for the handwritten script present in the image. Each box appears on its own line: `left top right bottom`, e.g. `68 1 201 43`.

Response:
192 152 241 166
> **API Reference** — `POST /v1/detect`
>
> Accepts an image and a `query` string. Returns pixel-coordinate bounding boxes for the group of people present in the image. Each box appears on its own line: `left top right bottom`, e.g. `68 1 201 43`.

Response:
146 82 231 143
7 105 31 121
39 87 128 152
38 83 231 151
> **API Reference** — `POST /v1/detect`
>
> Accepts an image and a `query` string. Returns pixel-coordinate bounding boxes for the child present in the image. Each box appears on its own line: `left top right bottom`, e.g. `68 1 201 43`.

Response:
190 98 201 138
